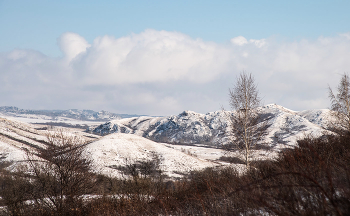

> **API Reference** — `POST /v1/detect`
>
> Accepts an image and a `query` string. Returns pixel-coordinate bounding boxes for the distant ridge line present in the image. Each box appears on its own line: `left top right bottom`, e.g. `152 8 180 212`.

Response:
0 106 147 121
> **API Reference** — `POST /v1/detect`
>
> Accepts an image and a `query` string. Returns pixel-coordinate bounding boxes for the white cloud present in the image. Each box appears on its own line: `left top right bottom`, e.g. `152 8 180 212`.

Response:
230 36 248 46
249 39 266 48
230 36 266 48
58 32 91 62
1 30 350 115
340 33 350 40
71 30 230 85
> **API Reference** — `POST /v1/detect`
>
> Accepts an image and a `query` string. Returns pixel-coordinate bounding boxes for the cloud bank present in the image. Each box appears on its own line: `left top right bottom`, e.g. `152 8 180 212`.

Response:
1 30 350 115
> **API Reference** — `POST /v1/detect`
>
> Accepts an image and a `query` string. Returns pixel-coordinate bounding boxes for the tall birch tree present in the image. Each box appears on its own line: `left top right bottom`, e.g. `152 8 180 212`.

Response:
224 72 268 168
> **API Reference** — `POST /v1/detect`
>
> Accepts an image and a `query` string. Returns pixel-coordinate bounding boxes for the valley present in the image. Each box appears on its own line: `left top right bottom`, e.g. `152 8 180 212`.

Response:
0 104 332 178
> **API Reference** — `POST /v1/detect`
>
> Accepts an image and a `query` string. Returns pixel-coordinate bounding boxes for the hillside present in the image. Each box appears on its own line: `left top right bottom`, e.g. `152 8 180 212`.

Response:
0 117 100 165
0 104 334 178
85 133 219 178
92 104 332 150
0 117 221 178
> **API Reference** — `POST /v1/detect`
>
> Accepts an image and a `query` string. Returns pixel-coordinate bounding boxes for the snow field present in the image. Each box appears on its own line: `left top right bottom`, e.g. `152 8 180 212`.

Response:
85 133 218 178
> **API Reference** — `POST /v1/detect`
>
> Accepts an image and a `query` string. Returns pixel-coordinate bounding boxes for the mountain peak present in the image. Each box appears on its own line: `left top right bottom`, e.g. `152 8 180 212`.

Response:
92 105 330 147
178 110 199 117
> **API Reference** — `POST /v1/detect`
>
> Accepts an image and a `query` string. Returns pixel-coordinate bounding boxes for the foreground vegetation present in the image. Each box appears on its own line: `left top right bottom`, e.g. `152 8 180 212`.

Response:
0 131 349 215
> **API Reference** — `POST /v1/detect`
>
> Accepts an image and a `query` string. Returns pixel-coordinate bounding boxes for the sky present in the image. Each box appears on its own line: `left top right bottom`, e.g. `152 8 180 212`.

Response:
1 0 350 116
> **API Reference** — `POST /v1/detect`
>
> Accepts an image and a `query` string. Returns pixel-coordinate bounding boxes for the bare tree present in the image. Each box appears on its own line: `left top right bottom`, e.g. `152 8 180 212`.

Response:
328 73 350 136
27 129 97 215
224 72 268 168
0 162 34 216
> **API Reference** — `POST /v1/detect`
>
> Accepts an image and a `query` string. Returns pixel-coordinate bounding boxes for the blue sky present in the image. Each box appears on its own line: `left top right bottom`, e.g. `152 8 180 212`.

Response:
1 0 350 115
1 0 349 56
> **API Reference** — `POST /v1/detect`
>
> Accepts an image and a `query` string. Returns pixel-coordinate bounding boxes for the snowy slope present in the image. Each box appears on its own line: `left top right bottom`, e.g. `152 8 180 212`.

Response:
0 117 50 170
0 117 99 165
92 110 228 145
0 117 219 178
92 104 331 150
0 104 334 179
262 104 329 150
85 133 218 178
297 109 332 128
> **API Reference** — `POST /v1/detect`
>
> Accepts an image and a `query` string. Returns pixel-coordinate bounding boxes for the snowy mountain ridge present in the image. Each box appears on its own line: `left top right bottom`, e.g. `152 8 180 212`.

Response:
92 104 332 149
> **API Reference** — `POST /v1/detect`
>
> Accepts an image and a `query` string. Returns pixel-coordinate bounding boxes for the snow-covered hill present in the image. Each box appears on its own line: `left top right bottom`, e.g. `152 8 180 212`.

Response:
92 104 332 150
0 104 334 179
85 133 219 178
0 117 222 178
0 117 99 164
0 117 48 163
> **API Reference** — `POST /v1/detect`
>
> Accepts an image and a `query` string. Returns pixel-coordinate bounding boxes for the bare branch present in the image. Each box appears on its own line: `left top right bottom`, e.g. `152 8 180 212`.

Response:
224 71 268 168
328 73 350 136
